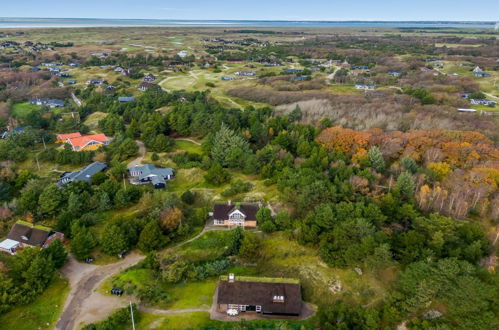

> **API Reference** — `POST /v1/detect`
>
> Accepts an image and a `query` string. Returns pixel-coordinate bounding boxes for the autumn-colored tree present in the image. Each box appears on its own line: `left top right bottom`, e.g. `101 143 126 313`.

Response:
317 126 370 155
159 207 183 232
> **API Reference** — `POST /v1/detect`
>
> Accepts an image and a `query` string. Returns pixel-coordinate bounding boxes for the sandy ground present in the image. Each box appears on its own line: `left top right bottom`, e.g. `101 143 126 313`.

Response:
56 252 145 330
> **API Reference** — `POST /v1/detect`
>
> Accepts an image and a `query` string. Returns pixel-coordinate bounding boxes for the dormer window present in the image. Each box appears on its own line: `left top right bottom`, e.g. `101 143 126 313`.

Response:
21 235 28 241
273 295 285 303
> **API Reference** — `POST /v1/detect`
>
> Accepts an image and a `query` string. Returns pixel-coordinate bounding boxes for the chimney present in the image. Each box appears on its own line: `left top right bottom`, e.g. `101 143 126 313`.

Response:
228 273 235 283
228 200 232 206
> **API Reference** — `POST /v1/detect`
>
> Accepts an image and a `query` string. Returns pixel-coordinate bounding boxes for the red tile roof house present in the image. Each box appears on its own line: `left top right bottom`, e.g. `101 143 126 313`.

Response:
212 201 259 228
56 132 82 143
56 133 110 151
0 222 64 255
216 274 302 316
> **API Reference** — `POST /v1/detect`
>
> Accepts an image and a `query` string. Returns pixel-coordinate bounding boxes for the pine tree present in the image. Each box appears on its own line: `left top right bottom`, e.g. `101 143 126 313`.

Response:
368 146 385 172
100 223 128 256
70 225 97 261
138 220 164 252
396 171 416 198
42 239 67 268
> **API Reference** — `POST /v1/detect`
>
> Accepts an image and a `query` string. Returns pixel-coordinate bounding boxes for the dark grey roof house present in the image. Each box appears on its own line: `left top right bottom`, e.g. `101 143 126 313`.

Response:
217 275 302 316
58 161 107 187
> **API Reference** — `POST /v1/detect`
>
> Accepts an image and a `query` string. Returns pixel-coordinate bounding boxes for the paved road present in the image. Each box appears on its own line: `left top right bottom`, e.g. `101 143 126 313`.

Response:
127 140 146 169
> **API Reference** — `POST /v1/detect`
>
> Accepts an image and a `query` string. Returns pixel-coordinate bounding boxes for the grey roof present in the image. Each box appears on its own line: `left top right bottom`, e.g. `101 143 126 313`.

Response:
118 96 135 102
130 164 173 181
59 162 107 186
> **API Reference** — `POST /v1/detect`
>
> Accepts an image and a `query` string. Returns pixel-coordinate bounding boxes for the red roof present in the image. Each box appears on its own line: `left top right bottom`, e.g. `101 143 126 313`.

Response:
57 132 82 140
68 134 109 148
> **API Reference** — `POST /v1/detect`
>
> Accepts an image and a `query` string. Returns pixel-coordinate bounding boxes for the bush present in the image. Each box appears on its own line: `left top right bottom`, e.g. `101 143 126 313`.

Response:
221 180 252 197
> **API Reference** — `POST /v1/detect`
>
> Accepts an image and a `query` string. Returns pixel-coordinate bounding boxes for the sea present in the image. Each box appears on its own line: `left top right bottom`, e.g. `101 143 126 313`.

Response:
0 18 497 29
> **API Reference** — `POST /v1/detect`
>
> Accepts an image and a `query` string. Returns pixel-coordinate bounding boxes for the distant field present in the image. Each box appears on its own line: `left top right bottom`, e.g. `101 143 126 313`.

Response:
0 276 69 330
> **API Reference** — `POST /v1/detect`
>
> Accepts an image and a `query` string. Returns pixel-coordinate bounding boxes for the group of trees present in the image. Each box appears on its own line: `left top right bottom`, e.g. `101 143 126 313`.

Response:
0 239 66 313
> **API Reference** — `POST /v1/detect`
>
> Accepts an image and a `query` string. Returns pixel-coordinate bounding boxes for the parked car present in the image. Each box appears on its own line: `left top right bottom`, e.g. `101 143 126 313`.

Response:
111 288 123 296
85 257 94 263
118 250 127 259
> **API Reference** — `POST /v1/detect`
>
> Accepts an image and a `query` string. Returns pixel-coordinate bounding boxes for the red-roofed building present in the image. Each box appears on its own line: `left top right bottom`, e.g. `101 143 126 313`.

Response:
67 133 110 151
56 132 82 143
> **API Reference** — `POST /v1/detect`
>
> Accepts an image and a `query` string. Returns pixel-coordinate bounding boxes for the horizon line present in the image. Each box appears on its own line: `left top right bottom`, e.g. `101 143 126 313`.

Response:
0 17 497 23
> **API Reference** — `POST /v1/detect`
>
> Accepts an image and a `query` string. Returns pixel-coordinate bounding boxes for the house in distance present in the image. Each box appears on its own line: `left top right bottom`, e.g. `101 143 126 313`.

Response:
56 132 110 151
0 221 64 255
212 201 259 228
129 164 174 189
216 274 302 316
58 161 107 187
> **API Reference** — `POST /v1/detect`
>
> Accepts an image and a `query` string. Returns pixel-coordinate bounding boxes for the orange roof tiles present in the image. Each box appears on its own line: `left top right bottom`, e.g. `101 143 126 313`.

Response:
68 134 109 148
57 132 82 140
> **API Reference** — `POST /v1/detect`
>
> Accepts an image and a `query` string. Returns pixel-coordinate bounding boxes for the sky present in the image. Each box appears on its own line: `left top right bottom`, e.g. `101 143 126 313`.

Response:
1 0 498 21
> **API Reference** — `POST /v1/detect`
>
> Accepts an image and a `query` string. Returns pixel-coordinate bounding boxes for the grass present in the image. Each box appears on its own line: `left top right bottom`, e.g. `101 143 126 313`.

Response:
164 280 217 309
15 220 52 231
174 139 203 154
165 230 234 262
83 111 108 132
0 275 69 330
220 275 300 284
137 312 215 329
11 102 41 119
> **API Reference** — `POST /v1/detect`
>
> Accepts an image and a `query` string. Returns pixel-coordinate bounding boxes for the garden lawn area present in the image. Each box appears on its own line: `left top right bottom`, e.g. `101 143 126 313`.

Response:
137 312 216 329
83 111 108 132
0 275 69 330
167 230 234 262
164 280 217 309
11 102 41 119
175 139 202 154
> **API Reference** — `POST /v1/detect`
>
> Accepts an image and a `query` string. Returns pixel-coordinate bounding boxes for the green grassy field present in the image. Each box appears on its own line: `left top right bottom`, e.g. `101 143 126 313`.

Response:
0 275 69 330
83 111 108 132
174 139 202 154
11 102 41 119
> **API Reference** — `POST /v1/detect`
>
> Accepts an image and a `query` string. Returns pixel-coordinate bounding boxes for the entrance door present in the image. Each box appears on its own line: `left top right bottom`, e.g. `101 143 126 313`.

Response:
246 305 256 312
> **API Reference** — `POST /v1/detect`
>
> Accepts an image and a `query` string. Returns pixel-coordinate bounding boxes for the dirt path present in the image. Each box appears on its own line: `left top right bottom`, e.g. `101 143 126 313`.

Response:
175 137 201 145
57 227 214 329
127 140 146 169
56 252 144 330
325 66 340 85
71 92 82 107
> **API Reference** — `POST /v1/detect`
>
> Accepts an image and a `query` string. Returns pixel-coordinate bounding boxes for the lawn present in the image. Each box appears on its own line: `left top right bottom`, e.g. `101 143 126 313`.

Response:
11 102 41 119
0 275 69 330
164 280 217 309
83 111 108 132
175 139 203 154
137 312 215 329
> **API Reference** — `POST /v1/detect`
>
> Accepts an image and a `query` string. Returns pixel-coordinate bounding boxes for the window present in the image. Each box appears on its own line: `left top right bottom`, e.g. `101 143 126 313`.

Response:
214 219 224 225
256 305 262 312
